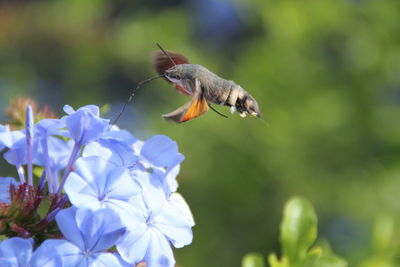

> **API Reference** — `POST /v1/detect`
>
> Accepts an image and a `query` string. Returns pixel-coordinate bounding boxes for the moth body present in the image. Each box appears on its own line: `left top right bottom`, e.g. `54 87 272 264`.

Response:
153 49 261 122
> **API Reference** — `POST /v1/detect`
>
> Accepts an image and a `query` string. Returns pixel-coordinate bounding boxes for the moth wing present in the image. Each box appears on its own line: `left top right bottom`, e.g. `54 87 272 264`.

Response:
152 50 189 77
181 96 209 122
152 50 191 95
175 84 191 96
163 95 209 123
176 79 196 96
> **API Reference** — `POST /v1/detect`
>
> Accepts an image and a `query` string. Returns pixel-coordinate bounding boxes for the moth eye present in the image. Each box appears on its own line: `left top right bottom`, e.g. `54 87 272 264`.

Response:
167 73 180 80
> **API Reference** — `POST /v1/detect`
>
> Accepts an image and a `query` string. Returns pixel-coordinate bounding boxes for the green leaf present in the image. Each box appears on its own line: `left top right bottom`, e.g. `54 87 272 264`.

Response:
311 254 348 267
280 196 317 264
242 253 266 267
303 246 347 267
372 214 395 253
268 253 288 267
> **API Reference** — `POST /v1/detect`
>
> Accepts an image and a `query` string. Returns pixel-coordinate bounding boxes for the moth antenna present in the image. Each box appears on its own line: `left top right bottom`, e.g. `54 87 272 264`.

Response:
156 43 177 66
208 104 228 119
108 74 164 130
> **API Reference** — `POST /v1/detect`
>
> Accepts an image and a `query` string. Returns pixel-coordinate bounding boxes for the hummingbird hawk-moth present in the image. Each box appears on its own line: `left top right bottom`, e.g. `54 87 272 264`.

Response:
152 46 261 123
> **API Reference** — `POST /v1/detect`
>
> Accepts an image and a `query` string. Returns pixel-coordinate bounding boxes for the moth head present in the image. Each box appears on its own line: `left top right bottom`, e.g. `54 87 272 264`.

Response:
244 95 261 118
165 66 184 83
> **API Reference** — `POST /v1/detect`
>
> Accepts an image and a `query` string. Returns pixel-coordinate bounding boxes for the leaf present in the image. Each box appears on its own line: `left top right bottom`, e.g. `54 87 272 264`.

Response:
280 196 317 264
268 253 288 267
304 246 347 267
372 214 395 253
310 254 347 267
241 253 266 267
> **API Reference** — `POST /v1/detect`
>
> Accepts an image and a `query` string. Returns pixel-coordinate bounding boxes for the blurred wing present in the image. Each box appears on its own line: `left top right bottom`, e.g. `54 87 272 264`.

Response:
177 79 196 96
175 84 192 96
152 50 191 95
163 95 209 123
152 50 189 77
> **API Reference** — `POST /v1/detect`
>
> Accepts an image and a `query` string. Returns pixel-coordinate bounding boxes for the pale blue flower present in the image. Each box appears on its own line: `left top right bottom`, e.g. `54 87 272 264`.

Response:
0 126 25 150
64 156 141 224
0 237 33 267
117 194 193 267
138 135 184 171
130 135 184 211
0 125 7 151
31 207 126 267
57 105 110 195
63 105 109 146
82 129 138 167
1 130 26 166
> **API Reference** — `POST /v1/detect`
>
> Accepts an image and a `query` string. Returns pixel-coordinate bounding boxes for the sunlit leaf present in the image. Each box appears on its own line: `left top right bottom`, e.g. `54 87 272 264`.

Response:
242 253 266 267
280 196 317 264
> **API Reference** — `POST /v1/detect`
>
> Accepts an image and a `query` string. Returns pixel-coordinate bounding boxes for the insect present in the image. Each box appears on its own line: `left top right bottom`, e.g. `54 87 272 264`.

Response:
153 44 261 123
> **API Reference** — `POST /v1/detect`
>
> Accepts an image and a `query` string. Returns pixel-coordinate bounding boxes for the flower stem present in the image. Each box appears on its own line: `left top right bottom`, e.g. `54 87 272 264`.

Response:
27 141 33 185
42 138 54 193
57 142 80 196
16 165 26 183
25 105 34 186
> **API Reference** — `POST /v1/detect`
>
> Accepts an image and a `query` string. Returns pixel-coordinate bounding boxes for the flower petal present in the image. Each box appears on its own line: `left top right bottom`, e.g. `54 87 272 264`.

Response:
89 252 122 267
75 208 126 252
65 156 141 212
117 229 151 264
83 139 137 167
3 138 26 166
0 129 25 149
0 259 15 267
64 172 102 210
65 107 108 146
132 170 167 211
152 199 193 248
104 129 137 146
169 193 195 227
105 167 141 199
146 228 175 267
140 135 184 169
31 240 69 267
55 207 85 249
0 237 33 266
63 105 75 115
164 165 180 195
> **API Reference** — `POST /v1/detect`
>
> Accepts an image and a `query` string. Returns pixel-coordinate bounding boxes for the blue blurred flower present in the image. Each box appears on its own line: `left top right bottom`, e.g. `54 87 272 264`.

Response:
0 117 72 189
139 135 184 171
0 102 194 267
63 104 109 146
0 177 20 204
32 207 126 267
0 125 7 151
131 135 184 210
64 156 141 223
0 237 33 267
117 194 193 267
0 128 26 166
35 118 71 192
0 126 25 150
82 129 138 167
57 105 110 195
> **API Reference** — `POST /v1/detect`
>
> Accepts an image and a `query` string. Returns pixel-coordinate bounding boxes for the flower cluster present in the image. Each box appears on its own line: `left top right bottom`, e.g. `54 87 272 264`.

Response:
0 104 194 267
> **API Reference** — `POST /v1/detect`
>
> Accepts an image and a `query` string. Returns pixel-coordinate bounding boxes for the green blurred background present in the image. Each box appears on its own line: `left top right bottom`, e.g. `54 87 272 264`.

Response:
1 0 400 266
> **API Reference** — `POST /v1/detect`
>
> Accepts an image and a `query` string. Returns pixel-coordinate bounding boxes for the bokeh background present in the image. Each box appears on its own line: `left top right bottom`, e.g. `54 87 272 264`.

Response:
1 0 400 266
